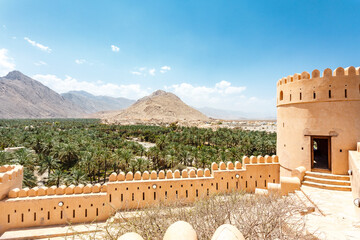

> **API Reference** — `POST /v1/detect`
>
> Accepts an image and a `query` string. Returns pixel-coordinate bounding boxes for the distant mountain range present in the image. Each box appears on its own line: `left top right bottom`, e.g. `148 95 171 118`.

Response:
196 107 276 120
0 70 274 120
0 71 84 118
61 91 135 114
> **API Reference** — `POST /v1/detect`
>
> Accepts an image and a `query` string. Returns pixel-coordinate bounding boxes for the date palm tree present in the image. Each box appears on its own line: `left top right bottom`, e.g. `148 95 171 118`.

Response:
38 155 59 179
48 169 65 187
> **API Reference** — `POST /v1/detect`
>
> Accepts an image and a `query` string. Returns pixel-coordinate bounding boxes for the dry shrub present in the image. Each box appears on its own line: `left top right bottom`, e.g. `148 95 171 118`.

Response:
87 192 316 240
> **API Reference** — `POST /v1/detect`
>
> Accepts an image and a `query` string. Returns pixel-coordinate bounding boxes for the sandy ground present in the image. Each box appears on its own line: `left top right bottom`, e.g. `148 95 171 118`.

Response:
301 185 360 240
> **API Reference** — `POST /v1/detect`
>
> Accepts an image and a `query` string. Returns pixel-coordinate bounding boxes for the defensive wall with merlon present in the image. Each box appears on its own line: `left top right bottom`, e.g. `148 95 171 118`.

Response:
0 155 280 234
0 165 23 201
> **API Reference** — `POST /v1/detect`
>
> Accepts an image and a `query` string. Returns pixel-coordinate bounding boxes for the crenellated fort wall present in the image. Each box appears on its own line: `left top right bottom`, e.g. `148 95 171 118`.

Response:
277 66 360 175
0 165 23 201
277 66 360 106
0 155 280 234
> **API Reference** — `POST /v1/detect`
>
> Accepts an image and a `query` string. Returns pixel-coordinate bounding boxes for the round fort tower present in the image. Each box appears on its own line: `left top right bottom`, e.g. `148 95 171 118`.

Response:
276 66 360 175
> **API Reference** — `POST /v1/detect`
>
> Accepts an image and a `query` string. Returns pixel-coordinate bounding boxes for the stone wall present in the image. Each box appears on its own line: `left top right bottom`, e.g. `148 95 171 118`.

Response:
348 143 360 217
0 155 279 234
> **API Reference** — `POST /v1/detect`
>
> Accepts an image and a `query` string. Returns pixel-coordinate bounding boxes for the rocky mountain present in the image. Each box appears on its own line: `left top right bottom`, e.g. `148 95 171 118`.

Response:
91 90 210 125
62 91 135 114
0 71 85 118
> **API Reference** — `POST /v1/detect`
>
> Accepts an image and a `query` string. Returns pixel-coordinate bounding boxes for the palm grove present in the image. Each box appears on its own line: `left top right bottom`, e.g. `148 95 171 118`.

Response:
0 119 276 188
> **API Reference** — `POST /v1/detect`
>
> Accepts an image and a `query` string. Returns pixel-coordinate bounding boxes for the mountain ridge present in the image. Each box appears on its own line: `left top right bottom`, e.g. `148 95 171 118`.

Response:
0 71 84 119
61 91 135 114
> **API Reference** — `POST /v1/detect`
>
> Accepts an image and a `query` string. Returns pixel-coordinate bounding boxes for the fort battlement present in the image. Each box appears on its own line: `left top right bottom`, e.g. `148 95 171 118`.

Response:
0 165 23 200
0 155 280 234
277 66 360 106
7 183 107 198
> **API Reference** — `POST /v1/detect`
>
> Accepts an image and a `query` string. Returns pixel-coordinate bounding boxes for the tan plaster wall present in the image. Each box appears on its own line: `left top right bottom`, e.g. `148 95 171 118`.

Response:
349 150 360 217
277 67 360 175
0 193 110 234
0 165 23 200
107 160 280 210
0 157 279 233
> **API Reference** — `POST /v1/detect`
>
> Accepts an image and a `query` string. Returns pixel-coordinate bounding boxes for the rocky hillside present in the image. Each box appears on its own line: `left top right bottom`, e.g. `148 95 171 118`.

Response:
0 71 84 118
92 90 210 125
62 91 135 114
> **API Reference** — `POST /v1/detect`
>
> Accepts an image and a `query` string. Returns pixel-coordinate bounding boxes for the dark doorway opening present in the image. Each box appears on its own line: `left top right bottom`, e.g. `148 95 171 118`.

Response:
311 136 331 171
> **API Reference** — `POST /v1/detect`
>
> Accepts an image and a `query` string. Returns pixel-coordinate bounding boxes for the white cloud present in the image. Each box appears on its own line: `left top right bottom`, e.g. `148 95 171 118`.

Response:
131 71 142 75
131 67 149 76
149 68 156 76
111 45 120 52
165 80 276 115
32 74 150 99
160 65 171 73
75 59 86 64
24 37 52 53
131 66 168 76
161 66 171 71
34 61 47 66
0 48 15 76
165 81 249 110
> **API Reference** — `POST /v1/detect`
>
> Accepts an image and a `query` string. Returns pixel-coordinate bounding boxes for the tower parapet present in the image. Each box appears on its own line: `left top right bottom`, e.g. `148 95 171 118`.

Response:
277 67 360 106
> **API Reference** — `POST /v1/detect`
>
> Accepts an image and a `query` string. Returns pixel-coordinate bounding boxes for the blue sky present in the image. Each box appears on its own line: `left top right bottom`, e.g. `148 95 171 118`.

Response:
1 0 360 117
